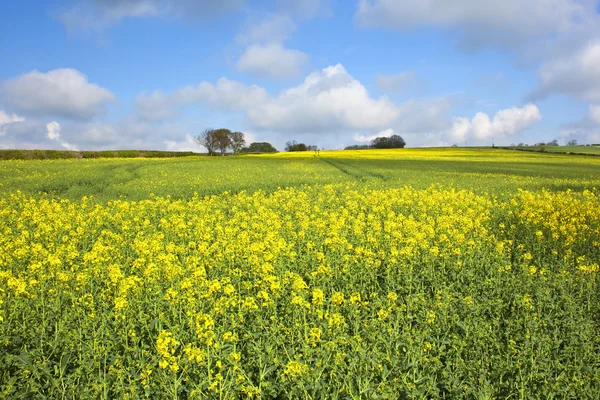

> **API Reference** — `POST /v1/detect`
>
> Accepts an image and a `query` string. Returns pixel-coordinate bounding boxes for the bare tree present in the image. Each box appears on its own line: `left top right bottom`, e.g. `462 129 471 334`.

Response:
230 132 246 154
195 128 217 156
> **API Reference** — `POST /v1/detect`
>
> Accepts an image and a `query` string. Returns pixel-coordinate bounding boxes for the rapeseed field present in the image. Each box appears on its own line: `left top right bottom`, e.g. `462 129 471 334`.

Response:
1 149 599 398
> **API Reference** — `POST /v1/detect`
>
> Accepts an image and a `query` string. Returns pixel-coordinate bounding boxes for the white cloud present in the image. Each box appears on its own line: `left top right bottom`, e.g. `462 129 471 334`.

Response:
530 41 600 102
356 0 598 51
236 43 308 79
394 97 457 133
375 72 417 93
247 64 399 132
590 105 600 124
136 64 449 140
237 14 296 45
46 121 61 140
1 69 116 120
0 115 201 151
165 134 199 152
354 128 394 143
0 110 25 136
0 110 25 125
450 104 541 143
135 91 182 121
60 0 244 32
135 78 269 120
46 121 78 150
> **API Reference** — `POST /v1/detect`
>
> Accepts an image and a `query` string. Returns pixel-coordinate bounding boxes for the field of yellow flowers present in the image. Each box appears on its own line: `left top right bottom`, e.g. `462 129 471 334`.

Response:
1 149 599 398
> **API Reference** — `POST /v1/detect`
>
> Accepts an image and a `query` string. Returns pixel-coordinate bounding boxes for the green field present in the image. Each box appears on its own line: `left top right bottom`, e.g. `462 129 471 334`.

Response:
1 148 599 398
510 145 600 155
1 148 599 201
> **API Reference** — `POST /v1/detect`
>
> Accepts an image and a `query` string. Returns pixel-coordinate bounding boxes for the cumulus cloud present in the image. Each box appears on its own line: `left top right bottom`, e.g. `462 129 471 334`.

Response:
235 13 308 80
529 41 600 102
49 120 190 151
236 43 308 79
134 63 466 149
354 128 395 143
0 110 25 125
60 0 244 32
394 97 457 133
165 134 199 152
355 0 598 51
135 91 183 121
375 72 417 93
236 64 399 132
46 121 61 140
135 78 269 121
46 121 78 150
0 110 25 136
449 104 541 143
0 115 189 151
1 69 116 120
136 64 400 133
237 14 296 45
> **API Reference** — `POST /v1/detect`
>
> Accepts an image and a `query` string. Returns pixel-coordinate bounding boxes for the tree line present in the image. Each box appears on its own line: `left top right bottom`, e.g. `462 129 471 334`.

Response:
285 141 319 152
195 129 278 155
345 134 406 150
195 129 408 154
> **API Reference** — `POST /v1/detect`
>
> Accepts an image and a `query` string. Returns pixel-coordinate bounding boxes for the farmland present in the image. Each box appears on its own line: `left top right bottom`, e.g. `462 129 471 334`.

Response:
1 148 599 398
508 146 600 156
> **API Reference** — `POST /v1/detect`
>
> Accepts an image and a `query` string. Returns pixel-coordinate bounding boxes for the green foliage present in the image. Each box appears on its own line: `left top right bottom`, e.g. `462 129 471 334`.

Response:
285 140 309 152
371 134 406 149
241 142 278 153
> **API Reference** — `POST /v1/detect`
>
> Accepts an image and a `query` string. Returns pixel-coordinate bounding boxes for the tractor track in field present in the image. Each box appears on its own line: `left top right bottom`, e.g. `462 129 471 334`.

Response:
320 157 388 181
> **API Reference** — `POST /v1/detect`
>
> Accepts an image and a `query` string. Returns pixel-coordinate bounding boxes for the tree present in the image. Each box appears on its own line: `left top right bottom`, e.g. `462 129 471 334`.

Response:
547 139 559 146
245 142 277 153
567 139 578 146
370 135 406 149
344 144 370 150
285 140 297 151
213 128 233 156
285 140 309 152
371 137 390 148
388 135 406 148
230 132 246 154
195 128 217 155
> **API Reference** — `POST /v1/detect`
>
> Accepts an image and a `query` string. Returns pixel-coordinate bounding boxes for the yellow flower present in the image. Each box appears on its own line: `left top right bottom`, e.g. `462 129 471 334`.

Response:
284 361 308 377
312 288 325 307
292 277 308 291
423 342 433 353
426 310 436 324
328 313 345 329
331 292 345 305
156 331 180 372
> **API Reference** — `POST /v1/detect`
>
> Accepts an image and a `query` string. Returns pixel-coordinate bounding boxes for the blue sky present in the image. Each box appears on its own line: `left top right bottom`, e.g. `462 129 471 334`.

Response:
1 0 600 151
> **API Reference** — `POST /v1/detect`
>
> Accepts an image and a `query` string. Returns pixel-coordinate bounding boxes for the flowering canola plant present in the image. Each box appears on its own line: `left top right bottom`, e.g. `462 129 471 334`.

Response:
1 152 599 398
